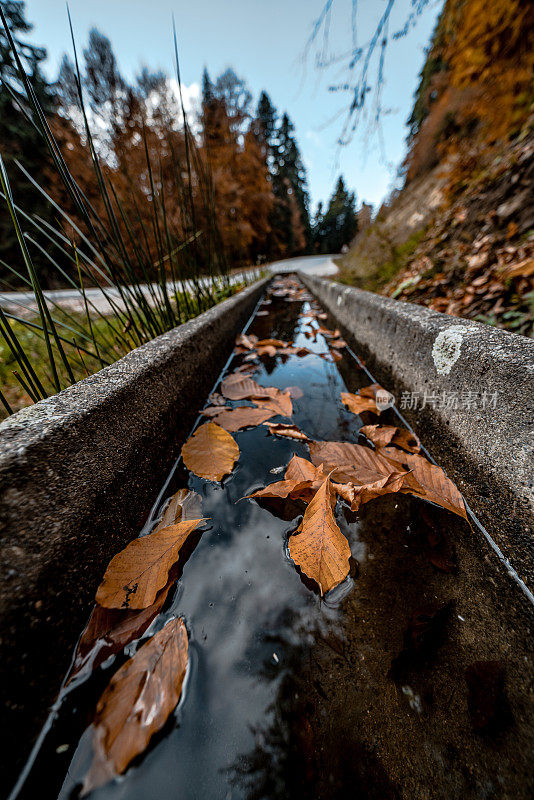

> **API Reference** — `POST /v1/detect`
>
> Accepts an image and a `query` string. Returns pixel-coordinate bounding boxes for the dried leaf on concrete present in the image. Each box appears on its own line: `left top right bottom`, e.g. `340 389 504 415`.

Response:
288 478 351 595
82 618 188 795
181 422 239 481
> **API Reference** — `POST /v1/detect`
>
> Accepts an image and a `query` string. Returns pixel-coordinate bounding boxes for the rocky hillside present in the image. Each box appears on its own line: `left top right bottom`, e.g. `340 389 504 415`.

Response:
338 0 534 336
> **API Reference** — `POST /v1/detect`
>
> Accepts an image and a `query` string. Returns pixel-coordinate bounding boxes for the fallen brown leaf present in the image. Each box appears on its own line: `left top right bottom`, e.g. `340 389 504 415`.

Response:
288 478 351 595
201 405 232 417
263 422 311 442
235 333 258 350
221 374 292 415
68 582 173 684
382 448 467 519
360 424 421 453
341 391 379 416
210 406 276 432
253 392 293 417
96 518 204 610
309 440 406 486
256 338 287 347
82 618 188 795
256 345 277 357
152 489 203 534
181 422 239 481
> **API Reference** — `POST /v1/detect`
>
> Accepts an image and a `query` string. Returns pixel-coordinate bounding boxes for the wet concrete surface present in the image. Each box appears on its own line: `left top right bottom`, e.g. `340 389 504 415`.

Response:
10 278 533 800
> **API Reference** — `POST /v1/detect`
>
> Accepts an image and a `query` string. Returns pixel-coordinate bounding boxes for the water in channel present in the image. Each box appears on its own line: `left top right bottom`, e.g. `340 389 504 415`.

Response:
14 277 534 800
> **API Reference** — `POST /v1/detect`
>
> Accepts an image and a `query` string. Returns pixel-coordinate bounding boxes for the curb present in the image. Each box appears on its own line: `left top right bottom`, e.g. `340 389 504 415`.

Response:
299 272 534 592
0 276 270 772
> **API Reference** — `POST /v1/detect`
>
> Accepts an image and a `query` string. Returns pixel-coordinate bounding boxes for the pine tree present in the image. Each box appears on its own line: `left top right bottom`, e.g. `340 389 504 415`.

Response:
0 0 56 283
315 176 358 254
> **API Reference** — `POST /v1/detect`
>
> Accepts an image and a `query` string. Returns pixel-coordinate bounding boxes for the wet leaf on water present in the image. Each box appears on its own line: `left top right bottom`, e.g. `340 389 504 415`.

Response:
96 518 204 610
360 424 421 453
67 582 173 684
382 448 467 520
200 405 232 417
210 406 276 432
81 618 188 795
340 391 379 416
181 422 239 482
256 338 287 347
263 422 311 442
288 477 351 595
330 338 347 349
235 333 258 350
208 392 227 406
247 456 327 503
152 489 203 533
309 440 407 487
256 345 277 357
233 362 258 374
253 392 293 417
221 374 292 416
332 471 407 512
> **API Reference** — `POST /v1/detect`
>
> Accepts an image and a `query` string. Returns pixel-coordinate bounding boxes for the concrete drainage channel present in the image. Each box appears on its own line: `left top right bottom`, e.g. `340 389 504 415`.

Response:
1 272 533 797
299 272 534 597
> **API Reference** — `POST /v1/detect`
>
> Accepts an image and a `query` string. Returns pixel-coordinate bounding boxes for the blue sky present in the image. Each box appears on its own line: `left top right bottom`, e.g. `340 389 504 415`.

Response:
24 0 442 211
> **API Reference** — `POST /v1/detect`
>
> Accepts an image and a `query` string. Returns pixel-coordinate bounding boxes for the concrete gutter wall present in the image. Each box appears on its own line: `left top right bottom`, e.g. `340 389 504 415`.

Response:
0 277 269 776
300 273 534 590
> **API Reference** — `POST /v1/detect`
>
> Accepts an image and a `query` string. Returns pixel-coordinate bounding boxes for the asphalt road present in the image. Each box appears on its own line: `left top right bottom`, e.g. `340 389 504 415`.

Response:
0 254 337 316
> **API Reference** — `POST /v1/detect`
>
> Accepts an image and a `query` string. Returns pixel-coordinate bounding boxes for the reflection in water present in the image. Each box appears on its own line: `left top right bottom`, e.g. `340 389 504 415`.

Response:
15 281 534 800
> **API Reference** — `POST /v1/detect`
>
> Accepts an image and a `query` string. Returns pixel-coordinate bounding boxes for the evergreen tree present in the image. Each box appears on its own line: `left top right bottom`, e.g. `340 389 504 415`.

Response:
276 113 312 252
0 0 56 283
315 176 358 254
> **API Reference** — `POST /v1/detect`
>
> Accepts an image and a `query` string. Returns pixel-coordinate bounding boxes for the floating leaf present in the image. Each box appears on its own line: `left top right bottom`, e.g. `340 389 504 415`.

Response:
332 471 406 512
201 405 232 417
330 338 347 349
82 618 188 795
253 392 293 417
181 422 239 481
211 406 276 432
256 338 287 347
235 333 258 350
360 424 421 453
208 392 227 406
382 448 467 519
340 391 379 416
96 518 204 609
288 478 351 595
68 583 173 684
220 374 292 415
220 374 273 401
256 345 277 357
153 489 203 532
309 440 406 486
264 422 311 442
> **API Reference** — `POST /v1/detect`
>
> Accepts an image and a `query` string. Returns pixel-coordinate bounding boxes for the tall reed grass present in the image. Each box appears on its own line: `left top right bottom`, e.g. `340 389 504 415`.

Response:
0 11 254 417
